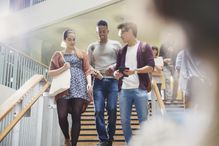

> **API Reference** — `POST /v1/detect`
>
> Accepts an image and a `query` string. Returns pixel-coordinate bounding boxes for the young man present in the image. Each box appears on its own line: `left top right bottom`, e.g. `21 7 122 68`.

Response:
87 20 122 146
114 22 155 144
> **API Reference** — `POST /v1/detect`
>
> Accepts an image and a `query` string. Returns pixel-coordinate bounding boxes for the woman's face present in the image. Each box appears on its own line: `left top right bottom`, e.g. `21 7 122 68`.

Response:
64 32 76 49
152 49 158 57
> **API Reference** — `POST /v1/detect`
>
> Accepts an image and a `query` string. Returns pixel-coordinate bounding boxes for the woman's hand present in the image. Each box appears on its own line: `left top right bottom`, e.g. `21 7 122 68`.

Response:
91 69 103 80
63 62 70 71
87 84 93 102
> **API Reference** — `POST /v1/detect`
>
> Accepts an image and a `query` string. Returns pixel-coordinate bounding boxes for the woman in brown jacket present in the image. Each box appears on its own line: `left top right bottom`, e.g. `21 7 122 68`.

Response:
48 29 93 146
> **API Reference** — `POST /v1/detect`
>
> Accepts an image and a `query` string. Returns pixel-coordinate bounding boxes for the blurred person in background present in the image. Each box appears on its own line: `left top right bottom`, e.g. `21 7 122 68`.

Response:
151 46 164 95
175 49 207 108
159 44 179 103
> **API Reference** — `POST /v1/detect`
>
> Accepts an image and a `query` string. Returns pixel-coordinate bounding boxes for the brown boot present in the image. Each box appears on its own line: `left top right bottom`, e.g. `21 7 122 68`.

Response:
64 139 71 146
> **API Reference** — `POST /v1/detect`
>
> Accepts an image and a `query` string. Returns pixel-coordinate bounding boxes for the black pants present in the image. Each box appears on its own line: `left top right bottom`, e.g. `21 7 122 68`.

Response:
57 98 85 146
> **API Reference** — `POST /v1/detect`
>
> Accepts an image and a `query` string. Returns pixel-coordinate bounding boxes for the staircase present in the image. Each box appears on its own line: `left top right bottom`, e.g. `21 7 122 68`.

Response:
78 102 141 146
77 98 185 146
164 100 186 123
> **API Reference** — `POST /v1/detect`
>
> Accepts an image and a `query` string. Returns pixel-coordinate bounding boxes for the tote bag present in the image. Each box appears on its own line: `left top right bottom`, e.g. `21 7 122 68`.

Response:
49 52 71 96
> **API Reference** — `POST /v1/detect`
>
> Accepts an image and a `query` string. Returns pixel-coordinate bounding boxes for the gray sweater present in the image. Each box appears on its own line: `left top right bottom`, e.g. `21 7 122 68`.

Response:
87 39 122 72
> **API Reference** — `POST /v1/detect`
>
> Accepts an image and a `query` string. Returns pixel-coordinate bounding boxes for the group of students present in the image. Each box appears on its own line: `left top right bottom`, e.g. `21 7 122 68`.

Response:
48 20 155 146
49 0 219 145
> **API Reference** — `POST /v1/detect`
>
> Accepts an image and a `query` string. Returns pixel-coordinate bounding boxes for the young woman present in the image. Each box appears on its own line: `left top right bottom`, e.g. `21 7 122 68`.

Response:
151 46 164 95
48 29 93 146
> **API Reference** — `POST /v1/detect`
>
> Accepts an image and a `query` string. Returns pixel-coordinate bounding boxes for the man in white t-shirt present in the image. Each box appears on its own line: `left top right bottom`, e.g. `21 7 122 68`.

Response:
114 22 155 144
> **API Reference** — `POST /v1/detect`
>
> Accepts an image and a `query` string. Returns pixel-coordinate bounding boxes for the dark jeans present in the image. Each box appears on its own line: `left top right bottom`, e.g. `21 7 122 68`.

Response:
93 78 118 142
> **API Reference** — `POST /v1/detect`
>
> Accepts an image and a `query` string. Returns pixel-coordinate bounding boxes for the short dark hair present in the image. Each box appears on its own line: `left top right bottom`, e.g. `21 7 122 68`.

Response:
117 22 137 37
97 20 108 27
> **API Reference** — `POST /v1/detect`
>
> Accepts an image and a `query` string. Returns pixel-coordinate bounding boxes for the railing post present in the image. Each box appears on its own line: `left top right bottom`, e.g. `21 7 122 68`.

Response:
11 103 22 146
150 90 158 116
35 92 44 146
44 92 54 146
0 46 4 84
43 92 63 146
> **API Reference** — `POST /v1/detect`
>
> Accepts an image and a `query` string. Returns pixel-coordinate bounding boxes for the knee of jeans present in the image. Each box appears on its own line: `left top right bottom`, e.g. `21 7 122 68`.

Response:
108 109 117 121
108 105 117 113
95 110 104 118
139 114 148 122
121 117 131 125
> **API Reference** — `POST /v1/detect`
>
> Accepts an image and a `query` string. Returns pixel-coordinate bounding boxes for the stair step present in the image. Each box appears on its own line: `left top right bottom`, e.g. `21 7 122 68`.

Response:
78 102 149 145
84 108 137 112
77 141 125 146
78 135 124 140
81 115 139 119
81 125 139 130
80 130 126 134
81 120 139 125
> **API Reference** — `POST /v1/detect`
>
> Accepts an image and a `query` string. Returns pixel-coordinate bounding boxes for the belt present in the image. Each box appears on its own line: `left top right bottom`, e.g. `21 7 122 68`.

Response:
100 72 114 78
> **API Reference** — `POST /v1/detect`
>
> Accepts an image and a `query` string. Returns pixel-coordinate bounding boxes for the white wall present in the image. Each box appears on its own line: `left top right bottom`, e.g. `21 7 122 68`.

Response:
0 0 121 41
0 0 10 18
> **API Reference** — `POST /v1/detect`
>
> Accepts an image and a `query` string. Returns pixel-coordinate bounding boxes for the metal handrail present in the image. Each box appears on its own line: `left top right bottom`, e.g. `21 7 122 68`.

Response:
152 80 166 115
0 74 50 142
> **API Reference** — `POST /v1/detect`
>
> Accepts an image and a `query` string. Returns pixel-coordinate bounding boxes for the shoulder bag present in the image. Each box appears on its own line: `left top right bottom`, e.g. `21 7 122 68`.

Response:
49 52 71 96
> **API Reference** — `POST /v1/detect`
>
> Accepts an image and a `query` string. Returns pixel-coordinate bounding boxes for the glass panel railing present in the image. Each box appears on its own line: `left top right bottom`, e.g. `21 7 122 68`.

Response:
0 75 58 146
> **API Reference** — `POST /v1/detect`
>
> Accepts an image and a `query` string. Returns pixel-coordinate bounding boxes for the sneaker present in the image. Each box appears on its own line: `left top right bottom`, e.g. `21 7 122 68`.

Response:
96 142 108 146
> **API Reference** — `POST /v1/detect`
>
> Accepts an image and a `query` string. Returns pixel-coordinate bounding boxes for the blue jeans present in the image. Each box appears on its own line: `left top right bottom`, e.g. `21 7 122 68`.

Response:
93 78 118 142
119 88 148 143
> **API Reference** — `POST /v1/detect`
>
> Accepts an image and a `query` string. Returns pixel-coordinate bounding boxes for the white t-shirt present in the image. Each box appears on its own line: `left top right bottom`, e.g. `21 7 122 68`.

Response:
152 56 164 83
122 41 140 89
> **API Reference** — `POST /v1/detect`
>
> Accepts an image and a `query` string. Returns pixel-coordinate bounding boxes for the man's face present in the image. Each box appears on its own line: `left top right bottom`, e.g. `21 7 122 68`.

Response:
118 28 132 43
97 25 109 41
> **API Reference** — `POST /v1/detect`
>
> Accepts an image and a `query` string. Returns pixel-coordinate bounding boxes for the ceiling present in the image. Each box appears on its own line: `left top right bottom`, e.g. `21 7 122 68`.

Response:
30 0 166 49
9 0 171 65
